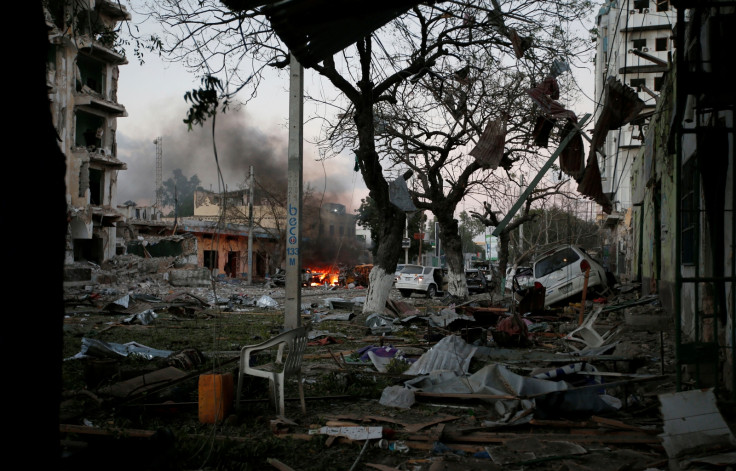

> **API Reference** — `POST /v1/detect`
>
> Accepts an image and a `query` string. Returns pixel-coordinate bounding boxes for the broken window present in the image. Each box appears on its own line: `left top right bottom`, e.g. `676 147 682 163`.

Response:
110 129 117 157
632 38 647 51
75 111 105 148
655 37 668 51
77 53 106 96
534 247 580 278
633 0 649 12
204 250 218 270
656 0 669 12
89 168 103 205
630 78 646 91
79 161 90 198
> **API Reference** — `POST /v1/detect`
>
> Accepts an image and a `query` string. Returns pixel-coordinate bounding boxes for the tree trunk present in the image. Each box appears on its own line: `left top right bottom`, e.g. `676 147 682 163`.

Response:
436 215 468 299
362 201 405 313
497 231 511 286
350 68 406 314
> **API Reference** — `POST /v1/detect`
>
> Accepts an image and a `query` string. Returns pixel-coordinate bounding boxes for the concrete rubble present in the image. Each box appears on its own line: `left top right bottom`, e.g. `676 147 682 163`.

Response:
59 253 735 470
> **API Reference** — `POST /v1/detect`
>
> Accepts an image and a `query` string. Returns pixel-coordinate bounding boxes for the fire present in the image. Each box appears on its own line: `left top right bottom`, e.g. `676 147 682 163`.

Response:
304 266 340 286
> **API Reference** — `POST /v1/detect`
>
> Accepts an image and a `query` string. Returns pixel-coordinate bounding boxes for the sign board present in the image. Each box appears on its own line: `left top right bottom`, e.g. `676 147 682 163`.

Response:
413 232 424 240
401 238 411 249
486 234 498 261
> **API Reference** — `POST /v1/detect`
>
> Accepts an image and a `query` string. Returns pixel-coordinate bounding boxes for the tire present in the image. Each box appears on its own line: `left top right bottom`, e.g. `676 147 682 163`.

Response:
426 284 437 298
399 289 412 298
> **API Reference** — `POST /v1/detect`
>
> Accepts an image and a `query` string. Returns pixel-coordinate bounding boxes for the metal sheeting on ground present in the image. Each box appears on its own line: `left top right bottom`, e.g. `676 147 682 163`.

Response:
404 335 477 376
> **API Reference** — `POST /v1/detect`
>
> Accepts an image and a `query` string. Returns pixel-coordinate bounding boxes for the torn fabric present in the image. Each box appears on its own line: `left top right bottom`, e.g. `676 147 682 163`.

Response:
532 116 555 147
470 118 507 169
389 175 417 212
559 118 585 181
578 77 644 213
526 76 576 121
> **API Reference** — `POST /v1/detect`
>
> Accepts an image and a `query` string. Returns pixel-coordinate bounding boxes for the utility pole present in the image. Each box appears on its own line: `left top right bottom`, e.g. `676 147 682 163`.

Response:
153 137 162 218
284 54 303 330
247 165 254 285
518 174 524 253
404 217 409 264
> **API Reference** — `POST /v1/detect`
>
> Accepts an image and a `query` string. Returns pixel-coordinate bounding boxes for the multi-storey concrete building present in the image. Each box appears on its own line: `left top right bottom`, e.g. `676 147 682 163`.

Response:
46 0 130 265
593 0 676 277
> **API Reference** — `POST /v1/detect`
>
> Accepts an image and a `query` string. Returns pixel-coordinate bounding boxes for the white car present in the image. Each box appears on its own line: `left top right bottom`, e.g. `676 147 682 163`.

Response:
395 265 445 298
505 265 534 291
393 264 406 285
531 245 608 307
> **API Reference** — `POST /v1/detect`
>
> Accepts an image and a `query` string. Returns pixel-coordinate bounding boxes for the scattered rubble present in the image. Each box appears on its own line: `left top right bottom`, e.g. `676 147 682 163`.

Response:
59 254 734 470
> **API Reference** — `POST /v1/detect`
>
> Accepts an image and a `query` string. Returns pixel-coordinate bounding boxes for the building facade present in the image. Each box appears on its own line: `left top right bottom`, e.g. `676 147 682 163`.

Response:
593 0 676 278
46 0 130 265
630 2 735 396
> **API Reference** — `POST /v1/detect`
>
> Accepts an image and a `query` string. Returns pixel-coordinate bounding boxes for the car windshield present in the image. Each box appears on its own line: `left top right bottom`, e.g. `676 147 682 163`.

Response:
401 265 423 275
535 247 580 278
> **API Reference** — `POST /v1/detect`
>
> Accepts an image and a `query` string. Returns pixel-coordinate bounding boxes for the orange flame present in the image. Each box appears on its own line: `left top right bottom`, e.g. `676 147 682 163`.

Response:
304 266 340 286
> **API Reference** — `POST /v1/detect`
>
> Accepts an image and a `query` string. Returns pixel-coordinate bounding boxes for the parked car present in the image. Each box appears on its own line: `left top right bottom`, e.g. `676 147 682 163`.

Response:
395 265 445 298
531 245 608 307
505 265 534 291
393 264 406 285
465 268 489 294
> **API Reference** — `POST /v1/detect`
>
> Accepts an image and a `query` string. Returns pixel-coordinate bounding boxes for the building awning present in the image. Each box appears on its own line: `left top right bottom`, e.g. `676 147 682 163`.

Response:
75 95 128 117
92 207 124 227
77 39 128 65
90 151 127 169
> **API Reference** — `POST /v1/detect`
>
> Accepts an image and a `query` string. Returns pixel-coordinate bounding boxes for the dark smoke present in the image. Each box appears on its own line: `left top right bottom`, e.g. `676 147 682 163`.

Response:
117 107 364 212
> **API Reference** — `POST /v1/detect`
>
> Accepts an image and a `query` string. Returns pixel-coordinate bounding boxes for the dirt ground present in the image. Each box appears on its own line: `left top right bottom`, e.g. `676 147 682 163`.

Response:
58 255 731 471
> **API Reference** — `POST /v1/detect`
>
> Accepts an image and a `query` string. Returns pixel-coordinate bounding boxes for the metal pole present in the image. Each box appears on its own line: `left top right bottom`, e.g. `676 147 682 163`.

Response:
284 54 303 329
405 217 409 264
493 114 591 237
519 174 524 253
247 165 254 285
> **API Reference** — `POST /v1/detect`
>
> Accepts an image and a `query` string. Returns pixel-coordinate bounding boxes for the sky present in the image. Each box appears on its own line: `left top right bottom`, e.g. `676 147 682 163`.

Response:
115 4 597 222
116 39 368 215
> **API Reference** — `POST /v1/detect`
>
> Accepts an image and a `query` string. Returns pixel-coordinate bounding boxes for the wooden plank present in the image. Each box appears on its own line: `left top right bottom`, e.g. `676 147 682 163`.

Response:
303 350 354 359
414 391 517 400
404 415 459 433
591 415 657 434
365 464 401 470
267 458 296 471
403 440 485 453
407 430 661 445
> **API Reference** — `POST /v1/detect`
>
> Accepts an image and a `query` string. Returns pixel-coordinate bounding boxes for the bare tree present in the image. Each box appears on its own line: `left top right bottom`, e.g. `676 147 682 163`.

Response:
141 0 594 312
471 179 569 283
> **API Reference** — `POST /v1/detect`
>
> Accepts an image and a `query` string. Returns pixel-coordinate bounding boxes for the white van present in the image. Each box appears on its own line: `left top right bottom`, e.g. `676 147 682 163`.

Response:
532 245 607 307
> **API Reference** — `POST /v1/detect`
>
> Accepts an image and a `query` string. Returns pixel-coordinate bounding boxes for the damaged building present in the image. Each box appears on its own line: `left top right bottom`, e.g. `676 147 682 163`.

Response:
593 0 676 278
630 1 735 395
46 0 130 266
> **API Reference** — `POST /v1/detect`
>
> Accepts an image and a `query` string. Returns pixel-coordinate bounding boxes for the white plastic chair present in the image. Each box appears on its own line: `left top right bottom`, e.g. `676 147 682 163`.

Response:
236 327 307 416
566 306 608 348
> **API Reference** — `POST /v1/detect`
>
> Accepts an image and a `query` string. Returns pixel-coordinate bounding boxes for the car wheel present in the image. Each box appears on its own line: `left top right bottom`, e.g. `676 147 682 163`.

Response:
426 284 437 298
399 289 412 298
